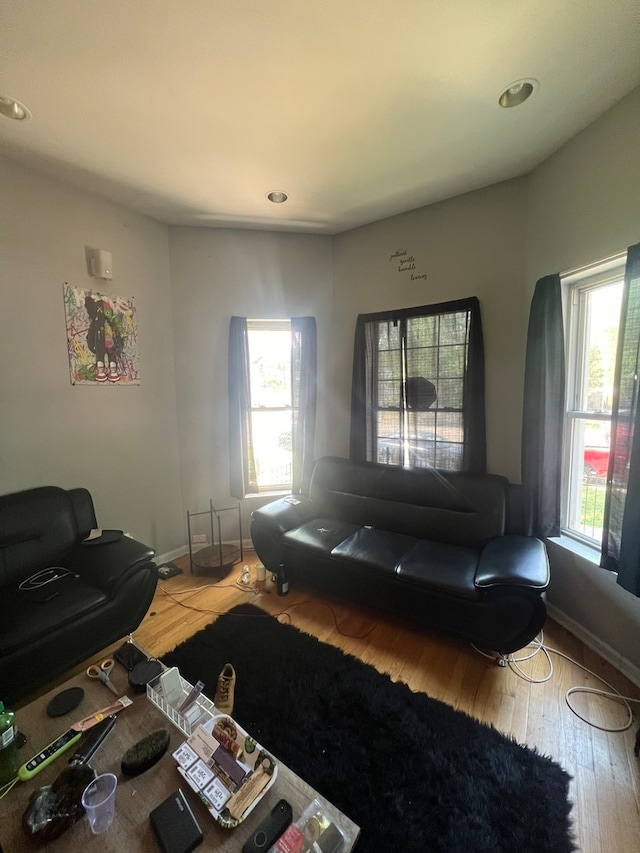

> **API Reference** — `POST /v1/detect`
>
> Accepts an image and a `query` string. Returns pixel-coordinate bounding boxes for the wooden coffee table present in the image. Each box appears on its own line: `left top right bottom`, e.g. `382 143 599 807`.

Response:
0 664 359 851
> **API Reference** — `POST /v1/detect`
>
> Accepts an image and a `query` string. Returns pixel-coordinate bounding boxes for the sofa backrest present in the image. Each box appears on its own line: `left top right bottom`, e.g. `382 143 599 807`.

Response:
0 486 95 587
308 456 508 549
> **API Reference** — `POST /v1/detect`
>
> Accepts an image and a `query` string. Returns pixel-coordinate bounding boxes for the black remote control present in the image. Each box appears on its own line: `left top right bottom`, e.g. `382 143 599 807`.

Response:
242 799 292 853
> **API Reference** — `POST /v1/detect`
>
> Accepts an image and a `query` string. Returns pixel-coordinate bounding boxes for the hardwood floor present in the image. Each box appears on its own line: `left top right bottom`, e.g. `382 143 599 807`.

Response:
85 554 640 850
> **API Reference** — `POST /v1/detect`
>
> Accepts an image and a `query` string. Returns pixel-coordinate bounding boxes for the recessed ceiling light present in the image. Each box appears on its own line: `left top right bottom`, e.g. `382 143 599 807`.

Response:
267 191 288 204
0 95 31 121
498 79 538 108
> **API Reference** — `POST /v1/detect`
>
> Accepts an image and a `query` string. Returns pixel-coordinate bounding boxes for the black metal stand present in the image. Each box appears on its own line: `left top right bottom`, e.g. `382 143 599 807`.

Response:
186 500 243 578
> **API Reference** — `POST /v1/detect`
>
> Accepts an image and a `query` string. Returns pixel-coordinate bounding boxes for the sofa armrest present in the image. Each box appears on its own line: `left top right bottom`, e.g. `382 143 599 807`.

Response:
250 497 317 571
251 497 317 536
475 535 549 590
63 534 156 594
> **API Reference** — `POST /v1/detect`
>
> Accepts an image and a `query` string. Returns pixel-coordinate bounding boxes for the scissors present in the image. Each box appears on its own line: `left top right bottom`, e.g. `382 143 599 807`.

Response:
86 658 118 695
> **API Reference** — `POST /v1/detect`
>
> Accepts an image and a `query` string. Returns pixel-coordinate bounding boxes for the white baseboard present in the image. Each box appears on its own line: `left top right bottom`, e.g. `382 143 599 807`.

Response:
155 546 189 566
547 603 640 688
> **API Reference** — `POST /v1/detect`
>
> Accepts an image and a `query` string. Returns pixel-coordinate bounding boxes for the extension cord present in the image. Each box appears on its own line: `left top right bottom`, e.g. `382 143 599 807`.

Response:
473 632 640 734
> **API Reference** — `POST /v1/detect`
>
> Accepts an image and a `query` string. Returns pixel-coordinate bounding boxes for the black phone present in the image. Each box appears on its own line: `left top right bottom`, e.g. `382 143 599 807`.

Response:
114 641 148 671
242 799 292 853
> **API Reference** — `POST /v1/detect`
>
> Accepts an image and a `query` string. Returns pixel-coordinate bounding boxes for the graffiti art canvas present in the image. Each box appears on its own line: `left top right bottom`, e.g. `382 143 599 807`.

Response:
63 283 140 385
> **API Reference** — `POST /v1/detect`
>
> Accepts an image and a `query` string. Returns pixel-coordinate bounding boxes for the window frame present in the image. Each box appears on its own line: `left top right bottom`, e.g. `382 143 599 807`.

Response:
246 318 293 492
350 297 486 473
561 256 625 546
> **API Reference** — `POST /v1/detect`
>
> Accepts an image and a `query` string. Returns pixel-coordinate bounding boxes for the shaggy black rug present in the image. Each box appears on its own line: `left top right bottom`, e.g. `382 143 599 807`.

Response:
162 604 575 852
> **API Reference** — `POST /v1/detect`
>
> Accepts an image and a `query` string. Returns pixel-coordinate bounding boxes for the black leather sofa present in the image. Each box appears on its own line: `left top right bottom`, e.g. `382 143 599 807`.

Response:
251 456 549 655
0 486 157 704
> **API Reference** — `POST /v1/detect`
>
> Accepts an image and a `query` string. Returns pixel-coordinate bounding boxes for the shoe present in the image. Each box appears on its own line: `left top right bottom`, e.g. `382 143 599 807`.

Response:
214 663 236 715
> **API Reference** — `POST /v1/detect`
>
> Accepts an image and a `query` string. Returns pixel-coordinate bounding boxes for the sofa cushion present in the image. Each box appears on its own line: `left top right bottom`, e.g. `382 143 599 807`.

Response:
396 540 481 600
282 519 360 559
331 527 419 576
0 574 107 655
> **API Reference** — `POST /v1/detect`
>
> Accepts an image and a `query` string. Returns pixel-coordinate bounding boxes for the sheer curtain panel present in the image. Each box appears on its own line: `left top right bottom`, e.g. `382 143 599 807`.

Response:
291 317 317 494
228 316 258 499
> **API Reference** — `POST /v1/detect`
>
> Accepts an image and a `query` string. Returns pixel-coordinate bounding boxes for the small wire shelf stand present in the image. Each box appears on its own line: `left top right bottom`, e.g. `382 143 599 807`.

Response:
186 500 243 578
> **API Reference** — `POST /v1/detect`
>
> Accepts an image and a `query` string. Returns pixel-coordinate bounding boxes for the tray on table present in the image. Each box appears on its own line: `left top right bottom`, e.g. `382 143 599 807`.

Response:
172 714 278 828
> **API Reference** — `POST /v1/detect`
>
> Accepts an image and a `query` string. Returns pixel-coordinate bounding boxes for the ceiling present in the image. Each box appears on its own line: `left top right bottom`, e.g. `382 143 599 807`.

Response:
2 1 639 235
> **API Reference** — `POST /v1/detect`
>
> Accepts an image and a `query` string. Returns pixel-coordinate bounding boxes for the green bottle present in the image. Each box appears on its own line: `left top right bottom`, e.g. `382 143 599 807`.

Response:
0 700 19 786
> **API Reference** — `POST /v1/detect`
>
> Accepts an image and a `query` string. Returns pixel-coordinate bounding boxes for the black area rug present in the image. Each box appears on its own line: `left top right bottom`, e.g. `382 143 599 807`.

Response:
162 604 575 853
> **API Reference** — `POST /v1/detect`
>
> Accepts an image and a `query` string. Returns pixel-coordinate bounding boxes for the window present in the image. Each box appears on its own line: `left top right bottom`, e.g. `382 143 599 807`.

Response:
228 316 317 498
350 298 486 472
247 320 293 490
562 258 625 544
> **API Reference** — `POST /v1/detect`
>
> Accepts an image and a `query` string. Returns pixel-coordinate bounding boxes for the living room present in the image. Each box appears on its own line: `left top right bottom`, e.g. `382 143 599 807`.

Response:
2 4 640 849
3 83 640 678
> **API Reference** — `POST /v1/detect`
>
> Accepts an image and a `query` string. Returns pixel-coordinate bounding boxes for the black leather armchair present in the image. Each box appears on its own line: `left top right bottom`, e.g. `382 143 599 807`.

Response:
251 456 549 655
0 486 157 704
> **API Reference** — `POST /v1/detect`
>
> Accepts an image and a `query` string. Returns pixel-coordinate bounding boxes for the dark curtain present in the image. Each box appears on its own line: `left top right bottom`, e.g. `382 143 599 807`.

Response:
601 242 640 596
228 316 258 499
350 298 486 472
291 317 317 494
463 301 487 473
349 316 380 463
521 275 565 538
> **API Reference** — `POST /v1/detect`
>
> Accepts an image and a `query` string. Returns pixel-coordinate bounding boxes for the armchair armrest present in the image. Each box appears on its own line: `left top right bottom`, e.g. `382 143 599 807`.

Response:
63 533 156 594
475 535 549 590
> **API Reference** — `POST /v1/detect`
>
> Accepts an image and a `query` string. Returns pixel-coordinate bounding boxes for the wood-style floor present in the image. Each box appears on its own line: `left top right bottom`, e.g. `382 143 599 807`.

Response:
84 553 640 851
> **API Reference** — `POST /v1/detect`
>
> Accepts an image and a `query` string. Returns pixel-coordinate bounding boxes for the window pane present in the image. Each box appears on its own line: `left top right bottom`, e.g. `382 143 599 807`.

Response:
248 325 292 489
248 330 291 408
563 275 622 543
378 321 401 351
578 284 621 414
406 314 467 410
378 380 401 409
250 409 292 487
376 410 403 464
566 417 610 540
378 349 400 382
407 315 437 347
439 344 466 378
436 377 463 409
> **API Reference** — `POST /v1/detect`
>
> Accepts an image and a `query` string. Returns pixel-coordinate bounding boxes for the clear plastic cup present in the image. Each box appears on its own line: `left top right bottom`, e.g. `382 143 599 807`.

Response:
81 773 117 834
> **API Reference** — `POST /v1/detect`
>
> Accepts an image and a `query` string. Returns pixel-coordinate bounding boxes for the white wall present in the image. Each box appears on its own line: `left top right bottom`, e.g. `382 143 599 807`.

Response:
0 158 184 555
525 87 640 674
167 226 333 536
526 87 640 283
